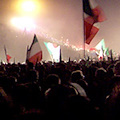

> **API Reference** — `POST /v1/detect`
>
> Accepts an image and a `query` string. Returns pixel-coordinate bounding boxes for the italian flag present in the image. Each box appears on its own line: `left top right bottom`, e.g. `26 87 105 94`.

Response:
83 0 106 44
27 34 42 65
95 39 106 60
44 42 61 62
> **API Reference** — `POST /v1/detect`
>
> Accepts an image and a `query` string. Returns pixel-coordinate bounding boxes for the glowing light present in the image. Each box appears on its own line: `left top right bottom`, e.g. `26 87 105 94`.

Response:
13 0 43 16
22 1 35 12
11 17 36 31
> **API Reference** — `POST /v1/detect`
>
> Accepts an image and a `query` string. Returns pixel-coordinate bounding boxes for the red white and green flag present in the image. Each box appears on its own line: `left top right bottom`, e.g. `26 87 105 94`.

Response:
44 42 61 62
95 39 106 60
83 0 106 44
27 34 42 65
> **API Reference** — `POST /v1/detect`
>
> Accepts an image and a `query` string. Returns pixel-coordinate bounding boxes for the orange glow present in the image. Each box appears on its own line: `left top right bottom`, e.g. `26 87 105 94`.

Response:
13 0 43 16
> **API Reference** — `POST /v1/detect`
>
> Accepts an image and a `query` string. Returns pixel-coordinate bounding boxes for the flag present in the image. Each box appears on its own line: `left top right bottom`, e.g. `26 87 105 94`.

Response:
95 39 106 50
27 34 42 65
83 0 106 44
44 42 61 62
89 47 97 51
4 45 11 63
95 39 106 60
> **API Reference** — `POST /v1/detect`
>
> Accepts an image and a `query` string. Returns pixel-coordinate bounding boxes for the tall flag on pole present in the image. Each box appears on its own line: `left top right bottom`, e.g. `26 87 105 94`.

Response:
83 0 106 44
27 34 42 65
4 45 11 63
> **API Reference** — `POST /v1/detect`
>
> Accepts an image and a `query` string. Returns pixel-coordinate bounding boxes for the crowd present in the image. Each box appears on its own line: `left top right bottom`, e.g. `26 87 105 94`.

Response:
0 59 120 120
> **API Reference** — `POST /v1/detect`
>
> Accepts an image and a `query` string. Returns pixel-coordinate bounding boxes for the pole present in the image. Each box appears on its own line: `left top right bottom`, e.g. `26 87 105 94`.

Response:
82 0 86 59
4 45 8 64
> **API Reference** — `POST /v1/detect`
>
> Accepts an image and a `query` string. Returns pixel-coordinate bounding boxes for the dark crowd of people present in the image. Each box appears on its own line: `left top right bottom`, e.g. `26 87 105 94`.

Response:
0 59 120 120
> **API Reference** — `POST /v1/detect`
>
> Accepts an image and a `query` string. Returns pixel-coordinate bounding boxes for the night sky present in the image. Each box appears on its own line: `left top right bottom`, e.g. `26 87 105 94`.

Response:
0 0 120 62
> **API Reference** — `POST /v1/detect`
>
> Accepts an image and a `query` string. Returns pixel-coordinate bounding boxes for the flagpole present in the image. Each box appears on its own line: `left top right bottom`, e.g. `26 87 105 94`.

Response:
26 45 29 63
4 45 8 64
82 0 86 59
60 47 62 63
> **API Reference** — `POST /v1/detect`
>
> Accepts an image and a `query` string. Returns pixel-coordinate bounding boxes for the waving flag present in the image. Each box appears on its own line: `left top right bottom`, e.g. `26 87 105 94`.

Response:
83 0 106 44
44 42 61 62
4 45 11 63
27 34 42 65
95 39 106 60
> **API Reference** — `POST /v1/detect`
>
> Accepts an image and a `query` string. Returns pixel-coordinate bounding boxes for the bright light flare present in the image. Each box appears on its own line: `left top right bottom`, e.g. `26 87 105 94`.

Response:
22 1 35 12
11 17 36 31
12 0 43 16
12 0 46 17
